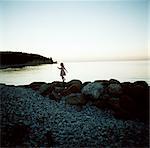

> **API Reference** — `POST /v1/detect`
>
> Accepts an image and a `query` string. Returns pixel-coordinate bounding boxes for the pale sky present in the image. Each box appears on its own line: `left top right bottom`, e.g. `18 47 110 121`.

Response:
0 0 148 61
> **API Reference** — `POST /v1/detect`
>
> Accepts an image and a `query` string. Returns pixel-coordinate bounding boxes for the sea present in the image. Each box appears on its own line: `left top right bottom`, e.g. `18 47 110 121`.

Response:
0 60 149 86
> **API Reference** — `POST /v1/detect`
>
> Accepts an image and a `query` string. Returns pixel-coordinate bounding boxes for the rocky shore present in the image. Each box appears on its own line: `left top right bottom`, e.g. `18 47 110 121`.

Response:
0 79 149 147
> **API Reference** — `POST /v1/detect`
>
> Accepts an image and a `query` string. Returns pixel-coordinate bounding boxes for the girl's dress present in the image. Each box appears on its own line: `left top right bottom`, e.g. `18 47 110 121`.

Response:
60 68 66 76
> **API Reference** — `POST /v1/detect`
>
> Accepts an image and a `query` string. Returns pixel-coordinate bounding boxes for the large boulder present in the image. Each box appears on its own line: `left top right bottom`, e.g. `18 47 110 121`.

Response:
94 80 109 87
65 93 87 106
61 84 81 96
119 95 137 115
81 82 104 100
29 82 46 91
39 83 53 95
51 81 66 88
122 81 149 120
109 79 120 84
66 79 82 88
107 83 122 97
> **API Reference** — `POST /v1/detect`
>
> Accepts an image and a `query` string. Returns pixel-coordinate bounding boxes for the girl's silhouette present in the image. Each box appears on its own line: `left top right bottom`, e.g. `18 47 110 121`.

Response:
58 63 68 82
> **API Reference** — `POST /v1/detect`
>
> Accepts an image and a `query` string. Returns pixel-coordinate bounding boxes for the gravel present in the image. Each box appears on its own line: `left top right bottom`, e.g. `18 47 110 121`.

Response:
0 84 149 147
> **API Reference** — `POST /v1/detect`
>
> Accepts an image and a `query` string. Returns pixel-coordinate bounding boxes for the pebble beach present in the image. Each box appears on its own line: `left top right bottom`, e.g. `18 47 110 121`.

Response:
0 79 149 147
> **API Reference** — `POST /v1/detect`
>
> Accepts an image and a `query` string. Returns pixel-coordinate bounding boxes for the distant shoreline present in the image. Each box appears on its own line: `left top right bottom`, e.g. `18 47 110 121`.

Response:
0 51 57 69
0 62 57 69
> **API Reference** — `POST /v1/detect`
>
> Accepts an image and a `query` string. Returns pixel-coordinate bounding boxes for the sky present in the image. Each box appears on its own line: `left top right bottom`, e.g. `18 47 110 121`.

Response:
0 0 149 61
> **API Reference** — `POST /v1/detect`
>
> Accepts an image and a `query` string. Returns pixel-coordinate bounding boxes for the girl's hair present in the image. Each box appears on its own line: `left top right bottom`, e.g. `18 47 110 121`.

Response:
60 63 64 67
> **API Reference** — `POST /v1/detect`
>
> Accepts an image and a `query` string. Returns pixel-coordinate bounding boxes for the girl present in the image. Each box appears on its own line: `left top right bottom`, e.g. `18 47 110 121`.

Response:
58 63 68 82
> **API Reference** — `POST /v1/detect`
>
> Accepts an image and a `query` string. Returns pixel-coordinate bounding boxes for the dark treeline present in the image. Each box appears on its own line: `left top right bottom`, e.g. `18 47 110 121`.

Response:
0 51 56 68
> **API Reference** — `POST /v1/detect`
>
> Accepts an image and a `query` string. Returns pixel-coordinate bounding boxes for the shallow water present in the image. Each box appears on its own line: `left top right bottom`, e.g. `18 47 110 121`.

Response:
0 60 149 85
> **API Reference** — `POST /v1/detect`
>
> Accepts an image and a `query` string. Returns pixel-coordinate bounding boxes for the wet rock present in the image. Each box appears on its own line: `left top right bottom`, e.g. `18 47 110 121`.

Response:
82 82 104 100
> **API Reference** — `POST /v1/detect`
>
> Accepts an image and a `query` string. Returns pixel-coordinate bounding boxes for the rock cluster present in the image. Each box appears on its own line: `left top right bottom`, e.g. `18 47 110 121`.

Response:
0 79 149 147
27 79 149 121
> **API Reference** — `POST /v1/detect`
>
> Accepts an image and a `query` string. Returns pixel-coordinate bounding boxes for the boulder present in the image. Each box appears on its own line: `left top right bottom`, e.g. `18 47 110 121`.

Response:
109 79 120 84
129 83 149 121
119 95 137 114
81 82 104 100
61 84 81 96
29 82 46 91
92 100 108 109
121 82 133 95
107 84 122 97
49 90 60 101
66 79 82 88
39 83 53 95
82 81 91 89
51 81 66 88
65 93 87 106
94 80 109 87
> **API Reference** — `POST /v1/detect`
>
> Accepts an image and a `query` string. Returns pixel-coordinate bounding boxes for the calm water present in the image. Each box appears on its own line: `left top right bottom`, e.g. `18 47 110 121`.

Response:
0 60 149 85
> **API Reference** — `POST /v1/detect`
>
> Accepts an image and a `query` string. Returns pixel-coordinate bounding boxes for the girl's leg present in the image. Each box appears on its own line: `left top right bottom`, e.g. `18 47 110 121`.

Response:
61 76 64 82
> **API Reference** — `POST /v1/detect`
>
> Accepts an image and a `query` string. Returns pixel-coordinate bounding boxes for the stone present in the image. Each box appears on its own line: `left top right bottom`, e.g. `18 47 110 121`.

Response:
49 90 60 101
39 83 53 95
81 82 104 100
52 81 66 87
66 79 82 88
121 82 149 120
94 80 109 87
92 100 108 109
82 81 91 89
119 95 137 114
65 93 87 106
107 84 122 97
61 84 81 96
109 79 120 84
29 82 46 91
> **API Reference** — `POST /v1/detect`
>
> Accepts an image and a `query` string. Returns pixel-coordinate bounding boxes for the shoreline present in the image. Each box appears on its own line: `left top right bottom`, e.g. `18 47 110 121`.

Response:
0 62 57 69
0 79 149 147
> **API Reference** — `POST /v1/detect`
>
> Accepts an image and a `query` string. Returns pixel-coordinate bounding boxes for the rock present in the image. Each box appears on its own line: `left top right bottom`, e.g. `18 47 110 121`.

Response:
121 81 149 121
133 81 148 88
81 82 104 100
82 81 91 89
65 93 87 106
29 82 46 91
121 82 133 95
92 100 108 109
61 84 81 96
94 80 109 87
1 84 149 147
119 95 137 115
52 81 66 87
49 90 60 101
66 79 82 88
107 84 122 97
39 83 53 95
109 79 120 84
